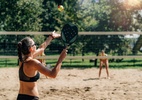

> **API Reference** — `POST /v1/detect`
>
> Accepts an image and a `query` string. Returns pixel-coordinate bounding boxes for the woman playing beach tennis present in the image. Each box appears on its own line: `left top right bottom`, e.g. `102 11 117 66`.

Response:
17 31 67 100
98 50 110 79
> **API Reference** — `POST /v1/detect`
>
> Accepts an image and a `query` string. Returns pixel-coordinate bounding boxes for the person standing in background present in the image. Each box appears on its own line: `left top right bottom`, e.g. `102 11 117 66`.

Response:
98 50 110 79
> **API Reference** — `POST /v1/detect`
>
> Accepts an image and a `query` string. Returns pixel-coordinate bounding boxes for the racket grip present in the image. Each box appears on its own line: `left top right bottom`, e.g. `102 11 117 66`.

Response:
64 43 69 49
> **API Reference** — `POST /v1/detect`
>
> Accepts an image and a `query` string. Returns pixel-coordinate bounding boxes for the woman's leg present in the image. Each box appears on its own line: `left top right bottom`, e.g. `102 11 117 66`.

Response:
99 61 103 78
105 60 110 78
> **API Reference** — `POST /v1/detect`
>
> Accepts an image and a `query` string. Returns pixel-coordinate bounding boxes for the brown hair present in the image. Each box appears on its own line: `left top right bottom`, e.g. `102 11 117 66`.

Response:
17 37 33 62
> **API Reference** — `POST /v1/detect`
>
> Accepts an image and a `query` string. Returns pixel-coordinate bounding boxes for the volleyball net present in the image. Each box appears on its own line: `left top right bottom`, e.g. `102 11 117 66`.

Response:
0 31 142 67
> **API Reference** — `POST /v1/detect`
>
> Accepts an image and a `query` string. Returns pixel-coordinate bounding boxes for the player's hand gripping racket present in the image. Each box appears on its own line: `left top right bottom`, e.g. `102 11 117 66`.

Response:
61 23 78 48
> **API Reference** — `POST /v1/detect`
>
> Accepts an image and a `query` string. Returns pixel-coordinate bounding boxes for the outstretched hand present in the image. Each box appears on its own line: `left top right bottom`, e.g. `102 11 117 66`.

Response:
51 31 61 39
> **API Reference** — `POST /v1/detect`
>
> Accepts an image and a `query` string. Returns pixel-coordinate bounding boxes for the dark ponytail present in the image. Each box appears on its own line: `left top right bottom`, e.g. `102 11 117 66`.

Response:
17 37 33 62
17 42 23 62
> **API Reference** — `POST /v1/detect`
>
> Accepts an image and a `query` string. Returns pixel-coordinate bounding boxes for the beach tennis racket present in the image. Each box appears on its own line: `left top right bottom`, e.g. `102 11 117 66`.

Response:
61 23 78 47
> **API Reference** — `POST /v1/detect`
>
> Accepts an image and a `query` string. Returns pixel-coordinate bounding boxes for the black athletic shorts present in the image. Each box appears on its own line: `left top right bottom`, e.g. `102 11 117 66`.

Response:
17 94 39 100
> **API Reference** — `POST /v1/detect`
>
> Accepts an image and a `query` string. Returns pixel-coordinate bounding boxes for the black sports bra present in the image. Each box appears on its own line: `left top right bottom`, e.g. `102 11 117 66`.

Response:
19 63 40 82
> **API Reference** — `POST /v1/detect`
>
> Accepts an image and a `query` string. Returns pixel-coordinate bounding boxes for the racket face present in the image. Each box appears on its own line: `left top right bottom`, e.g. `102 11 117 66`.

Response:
61 23 78 46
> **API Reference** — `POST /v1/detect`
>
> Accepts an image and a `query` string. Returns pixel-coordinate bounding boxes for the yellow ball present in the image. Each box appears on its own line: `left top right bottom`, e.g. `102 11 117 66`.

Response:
58 5 64 12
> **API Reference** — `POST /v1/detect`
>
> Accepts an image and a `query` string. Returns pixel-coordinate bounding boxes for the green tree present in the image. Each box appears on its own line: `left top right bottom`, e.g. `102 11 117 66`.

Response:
75 0 133 66
0 0 43 31
0 0 44 55
77 0 137 55
41 0 81 31
41 0 82 54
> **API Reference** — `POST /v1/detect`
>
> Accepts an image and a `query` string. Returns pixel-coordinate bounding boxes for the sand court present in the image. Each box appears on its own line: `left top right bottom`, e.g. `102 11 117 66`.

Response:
0 67 142 100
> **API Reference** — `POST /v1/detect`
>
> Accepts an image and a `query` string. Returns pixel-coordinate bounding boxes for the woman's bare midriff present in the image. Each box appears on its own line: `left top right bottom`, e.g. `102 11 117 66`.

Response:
19 81 39 97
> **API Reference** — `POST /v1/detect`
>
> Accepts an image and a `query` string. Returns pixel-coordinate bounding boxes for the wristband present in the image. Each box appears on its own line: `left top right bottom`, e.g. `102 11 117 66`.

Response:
49 34 54 40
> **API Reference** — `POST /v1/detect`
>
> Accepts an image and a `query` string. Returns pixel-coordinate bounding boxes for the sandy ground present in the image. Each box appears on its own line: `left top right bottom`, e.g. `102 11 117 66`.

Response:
0 67 142 100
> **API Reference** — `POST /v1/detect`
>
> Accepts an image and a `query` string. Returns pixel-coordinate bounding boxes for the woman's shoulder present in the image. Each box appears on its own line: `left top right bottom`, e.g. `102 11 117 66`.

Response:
24 59 41 66
29 59 41 64
25 59 42 70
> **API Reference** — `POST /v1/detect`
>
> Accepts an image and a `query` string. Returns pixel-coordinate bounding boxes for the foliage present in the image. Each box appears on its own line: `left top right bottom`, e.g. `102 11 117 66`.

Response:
0 0 43 31
75 0 142 56
41 0 81 31
0 0 142 58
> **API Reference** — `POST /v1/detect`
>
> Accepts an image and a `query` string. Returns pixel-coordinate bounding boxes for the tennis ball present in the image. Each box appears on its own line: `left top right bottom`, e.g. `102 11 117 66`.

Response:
58 5 64 12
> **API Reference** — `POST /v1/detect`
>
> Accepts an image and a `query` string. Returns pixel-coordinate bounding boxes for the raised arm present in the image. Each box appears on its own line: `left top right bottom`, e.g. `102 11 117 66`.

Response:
50 48 67 78
34 48 67 78
33 31 61 58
